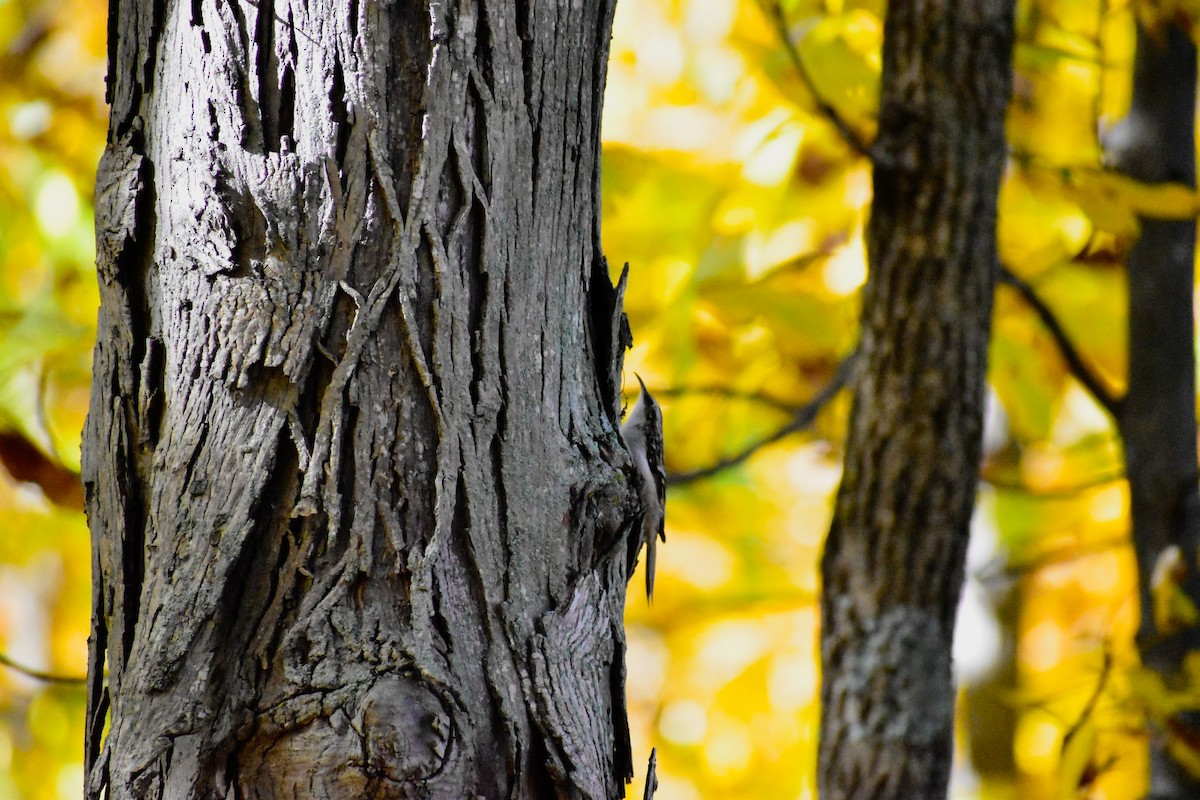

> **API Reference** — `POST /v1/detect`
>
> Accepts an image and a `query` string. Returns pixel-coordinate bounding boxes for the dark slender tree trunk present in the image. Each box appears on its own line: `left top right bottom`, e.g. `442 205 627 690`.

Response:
817 0 1015 795
1107 22 1200 800
84 2 640 798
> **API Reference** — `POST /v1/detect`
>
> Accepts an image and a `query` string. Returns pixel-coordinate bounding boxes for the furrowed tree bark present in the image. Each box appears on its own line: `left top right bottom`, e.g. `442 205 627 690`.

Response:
1106 21 1200 800
817 0 1015 796
84 2 641 798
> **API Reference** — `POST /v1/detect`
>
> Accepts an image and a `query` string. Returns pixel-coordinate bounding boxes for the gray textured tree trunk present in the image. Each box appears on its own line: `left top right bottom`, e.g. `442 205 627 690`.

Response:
83 2 642 798
817 0 1015 796
1106 22 1200 800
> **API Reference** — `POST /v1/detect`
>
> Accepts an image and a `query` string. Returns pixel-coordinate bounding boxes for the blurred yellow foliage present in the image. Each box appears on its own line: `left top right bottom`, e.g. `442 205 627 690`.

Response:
0 0 105 798
0 0 1194 798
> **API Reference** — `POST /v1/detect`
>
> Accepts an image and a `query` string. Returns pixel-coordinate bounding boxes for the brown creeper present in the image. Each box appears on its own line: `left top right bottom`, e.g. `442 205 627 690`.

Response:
620 374 666 600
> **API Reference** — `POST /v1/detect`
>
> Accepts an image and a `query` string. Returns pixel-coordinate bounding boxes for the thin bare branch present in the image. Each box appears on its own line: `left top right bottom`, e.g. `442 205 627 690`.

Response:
980 468 1125 497
649 384 801 414
662 273 1121 484
0 432 84 510
0 651 87 685
976 535 1129 586
998 265 1124 419
761 0 872 158
667 353 856 486
1062 648 1113 747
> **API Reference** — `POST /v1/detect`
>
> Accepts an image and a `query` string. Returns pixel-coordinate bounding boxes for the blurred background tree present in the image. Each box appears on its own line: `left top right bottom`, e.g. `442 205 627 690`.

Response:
0 0 1193 797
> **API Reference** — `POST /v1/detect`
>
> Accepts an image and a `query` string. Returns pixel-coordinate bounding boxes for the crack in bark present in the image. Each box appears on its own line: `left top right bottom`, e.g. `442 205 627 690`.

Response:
253 0 279 151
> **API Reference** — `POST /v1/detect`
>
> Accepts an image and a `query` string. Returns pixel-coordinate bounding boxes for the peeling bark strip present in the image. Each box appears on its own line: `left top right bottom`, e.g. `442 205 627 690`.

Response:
818 0 1015 796
84 2 641 798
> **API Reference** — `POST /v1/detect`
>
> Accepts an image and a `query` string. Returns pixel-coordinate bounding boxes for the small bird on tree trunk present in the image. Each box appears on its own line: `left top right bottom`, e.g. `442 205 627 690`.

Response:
621 375 666 600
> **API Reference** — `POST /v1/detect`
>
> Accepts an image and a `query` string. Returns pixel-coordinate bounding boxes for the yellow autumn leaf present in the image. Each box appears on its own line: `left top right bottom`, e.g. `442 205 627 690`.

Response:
1167 736 1200 780
1130 668 1177 721
999 171 1093 278
1067 170 1200 237
797 10 882 125
1120 177 1200 219
1059 716 1099 795
1153 545 1200 636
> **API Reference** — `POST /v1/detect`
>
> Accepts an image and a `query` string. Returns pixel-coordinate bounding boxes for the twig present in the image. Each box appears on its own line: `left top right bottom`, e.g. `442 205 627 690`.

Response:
1010 149 1110 183
974 535 1129 586
643 748 658 800
998 266 1123 419
240 0 321 46
981 468 1125 497
648 385 801 414
761 0 872 158
0 432 84 510
667 354 856 486
1062 648 1113 748
0 651 87 685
